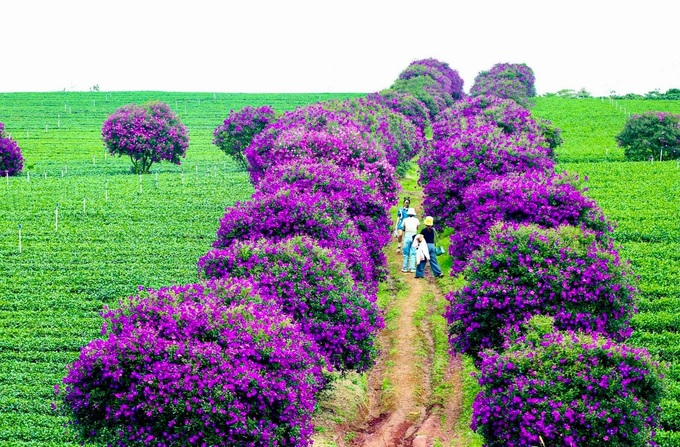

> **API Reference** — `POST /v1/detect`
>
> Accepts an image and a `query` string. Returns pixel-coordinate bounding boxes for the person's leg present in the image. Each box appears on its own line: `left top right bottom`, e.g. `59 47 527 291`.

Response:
408 244 417 272
428 243 443 277
415 258 425 277
402 243 409 272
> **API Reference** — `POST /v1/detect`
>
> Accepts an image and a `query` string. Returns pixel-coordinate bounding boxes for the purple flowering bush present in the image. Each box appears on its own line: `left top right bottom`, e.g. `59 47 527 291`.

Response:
470 63 536 109
368 90 431 132
323 97 426 176
403 58 465 100
55 279 326 447
198 236 383 372
102 101 189 174
446 224 637 361
212 105 276 169
245 119 398 204
433 95 541 141
0 122 23 176
256 161 392 251
389 74 453 120
615 111 680 161
472 318 664 447
212 189 382 289
418 124 555 227
447 171 613 273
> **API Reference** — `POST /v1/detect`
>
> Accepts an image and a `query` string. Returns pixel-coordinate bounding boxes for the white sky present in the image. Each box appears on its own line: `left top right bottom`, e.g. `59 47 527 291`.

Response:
2 0 678 96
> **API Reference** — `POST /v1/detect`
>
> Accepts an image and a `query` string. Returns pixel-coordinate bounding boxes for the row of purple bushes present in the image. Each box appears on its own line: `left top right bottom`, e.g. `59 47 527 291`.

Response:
410 64 663 446
414 63 665 446
55 58 458 446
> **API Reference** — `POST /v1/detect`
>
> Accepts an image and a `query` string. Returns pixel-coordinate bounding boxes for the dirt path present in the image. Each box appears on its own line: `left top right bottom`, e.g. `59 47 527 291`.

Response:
350 272 463 447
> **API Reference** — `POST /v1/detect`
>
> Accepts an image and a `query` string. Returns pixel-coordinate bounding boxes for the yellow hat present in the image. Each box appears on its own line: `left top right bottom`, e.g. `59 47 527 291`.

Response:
424 216 434 226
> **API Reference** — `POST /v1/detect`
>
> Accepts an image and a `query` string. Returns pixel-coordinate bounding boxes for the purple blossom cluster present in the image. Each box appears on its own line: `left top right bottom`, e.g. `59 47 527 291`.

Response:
0 122 23 176
432 95 543 142
102 101 189 174
212 105 276 169
446 171 613 273
446 223 637 359
368 90 431 132
323 97 427 176
243 105 398 203
197 236 383 372
419 123 555 228
212 189 382 288
56 279 326 447
472 327 663 446
470 63 537 108
400 58 465 100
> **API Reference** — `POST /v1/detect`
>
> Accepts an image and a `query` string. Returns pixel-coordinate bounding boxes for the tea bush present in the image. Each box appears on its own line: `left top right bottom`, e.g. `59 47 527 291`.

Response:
615 111 680 161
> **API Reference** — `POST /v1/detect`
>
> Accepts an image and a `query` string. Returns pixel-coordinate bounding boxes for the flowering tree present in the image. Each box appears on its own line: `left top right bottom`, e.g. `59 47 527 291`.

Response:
399 58 465 100
245 110 398 204
256 161 393 251
470 63 537 108
55 279 326 447
446 171 613 273
212 105 276 169
0 122 23 176
615 111 680 161
446 224 637 360
212 189 382 290
198 237 383 372
323 97 426 176
418 124 555 227
368 90 431 132
102 101 189 174
472 319 664 447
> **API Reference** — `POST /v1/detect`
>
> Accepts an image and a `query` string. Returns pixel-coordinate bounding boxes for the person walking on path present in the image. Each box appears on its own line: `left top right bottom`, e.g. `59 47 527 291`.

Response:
415 216 444 278
401 207 419 273
394 197 411 253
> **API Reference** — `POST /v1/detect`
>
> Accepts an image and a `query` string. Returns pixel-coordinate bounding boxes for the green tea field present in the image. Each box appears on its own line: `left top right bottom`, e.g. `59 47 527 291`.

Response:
533 96 680 445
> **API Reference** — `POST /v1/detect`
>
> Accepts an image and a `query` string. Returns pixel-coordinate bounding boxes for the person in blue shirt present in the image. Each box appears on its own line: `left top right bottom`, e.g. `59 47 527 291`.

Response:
394 197 411 253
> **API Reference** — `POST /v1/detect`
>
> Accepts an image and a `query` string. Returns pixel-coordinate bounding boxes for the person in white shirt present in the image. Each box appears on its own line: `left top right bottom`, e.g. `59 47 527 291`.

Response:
401 208 420 273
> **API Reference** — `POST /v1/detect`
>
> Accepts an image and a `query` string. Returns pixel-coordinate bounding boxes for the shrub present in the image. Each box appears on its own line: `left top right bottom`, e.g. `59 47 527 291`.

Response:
102 101 189 174
212 105 276 170
212 189 382 289
446 224 637 361
55 279 326 447
615 111 680 161
389 75 453 120
432 95 546 145
405 58 465 100
472 319 664 447
0 122 23 176
369 90 431 132
447 171 613 273
245 114 398 204
256 161 393 251
323 97 426 176
418 124 555 228
198 237 383 372
470 63 536 108
537 117 564 150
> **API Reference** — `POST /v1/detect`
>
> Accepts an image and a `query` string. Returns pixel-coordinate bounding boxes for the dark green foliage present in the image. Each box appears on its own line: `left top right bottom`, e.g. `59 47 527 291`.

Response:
616 111 680 161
